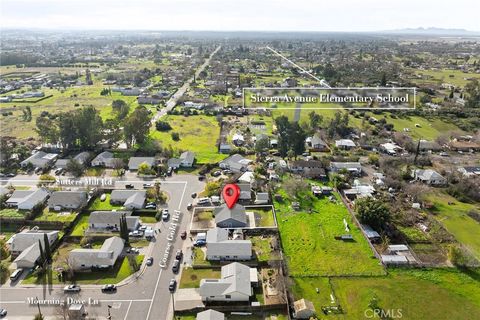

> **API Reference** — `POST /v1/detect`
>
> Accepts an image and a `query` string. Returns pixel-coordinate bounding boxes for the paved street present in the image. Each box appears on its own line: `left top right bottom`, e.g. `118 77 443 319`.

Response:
0 174 205 320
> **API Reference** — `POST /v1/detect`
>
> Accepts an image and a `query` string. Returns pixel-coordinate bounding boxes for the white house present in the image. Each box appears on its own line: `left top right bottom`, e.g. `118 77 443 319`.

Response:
6 189 49 210
206 228 252 261
199 262 257 302
110 190 146 209
412 169 447 186
88 211 140 231
69 236 124 270
8 229 59 258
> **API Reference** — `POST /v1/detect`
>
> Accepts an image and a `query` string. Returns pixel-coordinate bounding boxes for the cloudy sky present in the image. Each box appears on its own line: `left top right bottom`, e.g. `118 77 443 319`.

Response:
1 0 478 32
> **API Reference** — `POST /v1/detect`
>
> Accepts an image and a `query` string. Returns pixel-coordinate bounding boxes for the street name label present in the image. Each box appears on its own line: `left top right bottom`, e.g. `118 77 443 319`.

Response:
159 210 182 268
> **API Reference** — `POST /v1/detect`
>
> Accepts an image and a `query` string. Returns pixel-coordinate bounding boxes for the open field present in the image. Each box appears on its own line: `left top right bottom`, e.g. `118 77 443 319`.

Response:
150 114 226 164
292 268 480 320
425 192 480 259
408 68 480 87
274 188 383 276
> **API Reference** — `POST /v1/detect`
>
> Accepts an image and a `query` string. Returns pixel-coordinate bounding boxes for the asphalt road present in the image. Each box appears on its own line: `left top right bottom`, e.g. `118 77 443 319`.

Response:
0 174 205 320
151 45 221 123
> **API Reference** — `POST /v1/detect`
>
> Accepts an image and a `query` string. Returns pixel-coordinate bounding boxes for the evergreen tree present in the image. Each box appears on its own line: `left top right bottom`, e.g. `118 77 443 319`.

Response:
43 233 52 264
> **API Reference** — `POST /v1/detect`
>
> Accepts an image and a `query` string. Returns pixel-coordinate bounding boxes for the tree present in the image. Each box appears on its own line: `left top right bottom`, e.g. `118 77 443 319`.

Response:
111 158 125 175
112 99 130 119
171 132 180 141
380 72 387 86
138 162 152 175
355 198 390 231
155 120 172 131
308 111 323 130
35 116 59 143
448 244 479 267
66 158 84 177
119 213 129 245
75 106 104 149
34 314 44 320
43 233 52 264
254 136 270 153
274 116 306 158
464 79 480 108
124 106 151 148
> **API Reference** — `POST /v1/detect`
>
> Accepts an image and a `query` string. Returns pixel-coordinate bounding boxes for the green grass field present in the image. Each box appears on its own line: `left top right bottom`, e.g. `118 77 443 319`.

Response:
0 208 26 218
292 268 480 320
179 267 221 288
425 192 480 259
274 188 384 276
150 114 226 164
409 68 480 87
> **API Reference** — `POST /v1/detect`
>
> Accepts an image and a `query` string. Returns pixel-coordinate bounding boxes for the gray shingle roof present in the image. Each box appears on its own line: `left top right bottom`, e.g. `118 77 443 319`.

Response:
214 204 247 226
128 157 155 170
48 191 87 209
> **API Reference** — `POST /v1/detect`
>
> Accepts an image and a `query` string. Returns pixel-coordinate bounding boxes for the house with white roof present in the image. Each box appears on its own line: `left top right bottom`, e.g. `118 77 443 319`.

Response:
6 189 49 210
206 228 252 261
20 151 58 168
219 154 252 173
69 236 124 270
110 190 146 209
335 139 356 150
196 310 225 320
8 229 59 258
88 211 140 231
91 151 116 168
412 169 447 186
199 262 257 302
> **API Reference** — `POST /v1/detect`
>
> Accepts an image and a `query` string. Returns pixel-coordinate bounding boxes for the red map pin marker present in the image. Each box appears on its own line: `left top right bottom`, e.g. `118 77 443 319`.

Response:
222 183 240 209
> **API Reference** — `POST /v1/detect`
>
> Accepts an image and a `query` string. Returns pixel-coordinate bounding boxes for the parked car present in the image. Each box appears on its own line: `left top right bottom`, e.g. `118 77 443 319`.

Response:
180 231 187 239
146 257 154 266
6 173 15 177
212 170 222 177
101 284 117 293
168 279 177 293
125 184 135 189
187 203 193 211
194 239 206 247
162 209 169 221
191 192 197 198
198 175 206 181
0 308 7 318
64 285 81 293
129 230 143 237
100 193 107 201
143 183 153 188
167 167 173 176
222 169 233 175
172 259 180 273
145 203 157 209
9 268 23 281
175 250 183 261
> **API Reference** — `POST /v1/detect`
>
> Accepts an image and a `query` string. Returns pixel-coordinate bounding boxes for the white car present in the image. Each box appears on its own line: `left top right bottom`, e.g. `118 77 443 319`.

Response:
162 209 169 221
64 284 81 293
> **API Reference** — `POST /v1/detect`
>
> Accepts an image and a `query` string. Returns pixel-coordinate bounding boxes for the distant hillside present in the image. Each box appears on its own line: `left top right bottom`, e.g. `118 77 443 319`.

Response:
381 27 480 36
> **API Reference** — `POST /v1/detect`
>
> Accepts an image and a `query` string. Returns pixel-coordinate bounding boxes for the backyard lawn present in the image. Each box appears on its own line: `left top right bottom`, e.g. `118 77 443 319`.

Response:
34 208 78 223
274 188 384 276
88 194 123 211
293 268 480 320
250 207 276 227
0 208 26 218
179 267 220 288
150 114 226 164
70 213 90 236
425 192 480 259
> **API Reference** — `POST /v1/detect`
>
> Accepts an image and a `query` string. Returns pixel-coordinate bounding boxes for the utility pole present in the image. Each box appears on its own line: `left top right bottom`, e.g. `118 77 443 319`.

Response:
35 296 43 318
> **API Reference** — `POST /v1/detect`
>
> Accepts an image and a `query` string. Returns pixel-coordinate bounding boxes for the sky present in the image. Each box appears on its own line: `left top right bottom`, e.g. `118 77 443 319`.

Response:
1 0 479 32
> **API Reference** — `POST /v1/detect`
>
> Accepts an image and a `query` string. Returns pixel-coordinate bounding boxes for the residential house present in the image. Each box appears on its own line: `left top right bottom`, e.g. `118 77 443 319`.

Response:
8 229 59 258
110 190 146 209
254 192 269 205
196 310 225 320
168 151 195 169
281 77 298 87
48 191 88 211
343 180 375 200
6 189 49 210
458 166 480 177
330 162 362 176
290 160 326 179
335 139 356 150
308 135 328 152
128 157 156 171
219 154 252 173
232 133 245 146
380 142 402 156
69 236 124 270
237 171 255 185
180 151 195 167
293 299 316 319
199 262 257 302
419 140 442 152
237 183 252 202
361 224 381 241
449 140 480 152
412 169 447 186
91 151 116 168
215 204 247 228
206 228 252 261
20 151 58 168
219 143 232 154
55 151 91 169
88 211 140 231
137 95 162 104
